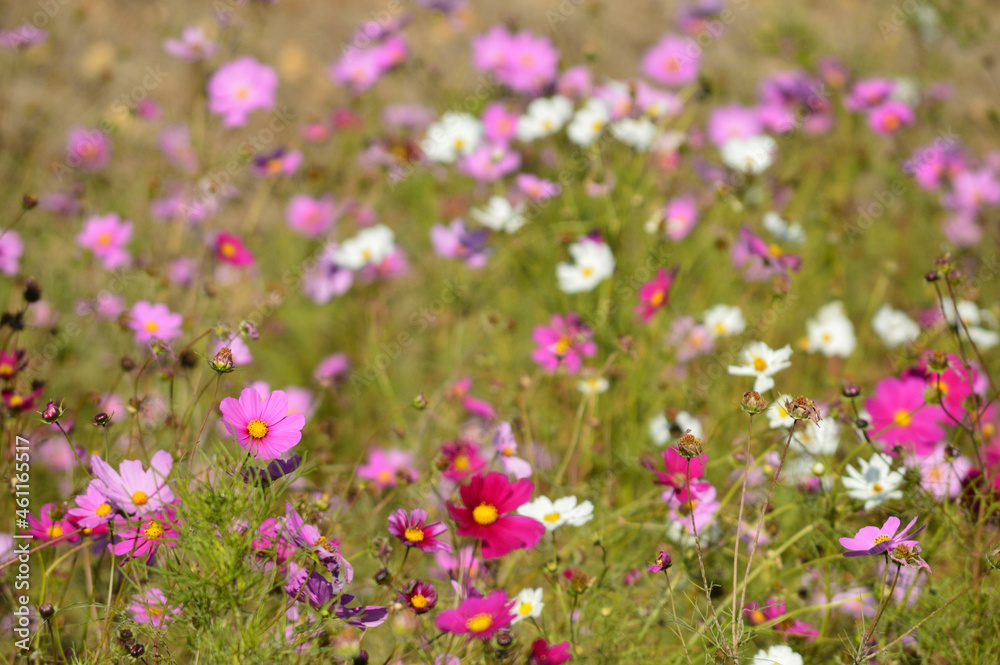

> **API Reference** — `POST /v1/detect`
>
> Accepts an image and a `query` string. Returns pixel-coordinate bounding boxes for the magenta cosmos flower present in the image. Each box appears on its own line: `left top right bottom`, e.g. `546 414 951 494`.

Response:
215 231 255 266
207 56 278 127
641 34 699 87
635 266 679 323
868 100 915 135
446 472 545 559
529 639 574 665
66 127 111 171
77 213 133 270
531 313 597 375
358 447 417 488
26 503 79 543
840 515 924 558
865 376 945 455
219 388 306 460
647 550 672 573
0 230 23 275
129 301 183 343
435 589 516 638
387 509 452 553
111 508 180 564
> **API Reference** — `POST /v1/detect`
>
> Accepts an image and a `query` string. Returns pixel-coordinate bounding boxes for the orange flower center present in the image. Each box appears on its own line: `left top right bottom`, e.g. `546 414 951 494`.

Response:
472 503 498 526
404 527 424 542
132 491 148 506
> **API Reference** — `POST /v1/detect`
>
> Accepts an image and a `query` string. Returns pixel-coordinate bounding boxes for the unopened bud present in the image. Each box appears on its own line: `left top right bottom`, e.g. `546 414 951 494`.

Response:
374 568 391 586
842 384 861 398
40 400 63 424
23 278 42 303
926 351 949 373
22 194 38 210
741 391 768 415
39 603 54 619
412 394 428 410
93 412 111 426
210 347 235 374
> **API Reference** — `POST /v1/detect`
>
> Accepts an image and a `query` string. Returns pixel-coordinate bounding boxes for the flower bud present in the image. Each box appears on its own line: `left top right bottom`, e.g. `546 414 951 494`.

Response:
22 194 38 210
239 319 259 340
209 347 235 374
785 396 821 425
842 384 861 398
130 643 145 658
676 431 703 458
926 350 949 373
39 603 54 619
120 356 136 372
496 631 513 648
40 400 63 424
412 394 428 410
740 391 768 415
855 418 869 429
374 568 391 586
353 650 369 665
93 412 111 426
924 270 939 283
23 278 42 303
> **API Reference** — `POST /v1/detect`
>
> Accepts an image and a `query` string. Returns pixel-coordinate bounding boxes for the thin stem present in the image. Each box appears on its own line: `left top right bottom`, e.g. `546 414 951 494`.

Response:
684 458 725 646
732 413 754 655
188 373 221 475
666 568 695 665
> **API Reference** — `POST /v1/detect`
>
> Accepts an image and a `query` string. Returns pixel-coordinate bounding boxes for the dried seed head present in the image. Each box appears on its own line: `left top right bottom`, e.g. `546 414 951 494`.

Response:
741 391 768 415
786 396 821 425
677 430 703 458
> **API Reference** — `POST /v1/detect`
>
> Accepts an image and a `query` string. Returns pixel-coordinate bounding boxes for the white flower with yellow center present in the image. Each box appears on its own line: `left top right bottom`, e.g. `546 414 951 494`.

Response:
610 117 658 152
510 587 544 624
805 301 856 358
577 376 609 396
420 112 483 163
762 211 805 244
720 134 776 174
471 196 526 234
842 453 904 510
517 495 593 532
649 411 704 446
556 240 615 293
332 224 395 270
516 96 573 142
567 98 610 146
727 341 792 393
703 304 745 338
766 394 795 429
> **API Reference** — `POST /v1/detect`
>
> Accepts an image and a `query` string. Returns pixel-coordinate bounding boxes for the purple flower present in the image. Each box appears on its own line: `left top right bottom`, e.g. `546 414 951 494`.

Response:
431 219 492 268
731 226 802 282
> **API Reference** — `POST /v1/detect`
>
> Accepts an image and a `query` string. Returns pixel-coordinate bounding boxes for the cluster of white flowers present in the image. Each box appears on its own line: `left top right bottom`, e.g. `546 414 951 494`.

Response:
941 297 999 349
649 410 704 446
333 224 396 270
471 196 527 233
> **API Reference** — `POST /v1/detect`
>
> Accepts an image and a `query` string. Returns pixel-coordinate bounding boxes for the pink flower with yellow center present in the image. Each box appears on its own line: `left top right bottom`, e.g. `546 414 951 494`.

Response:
111 508 180 564
90 450 175 516
635 266 679 323
866 376 945 456
128 301 183 343
214 231 255 266
219 388 305 460
446 472 545 559
435 590 516 638
207 56 277 127
387 509 452 553
77 213 133 270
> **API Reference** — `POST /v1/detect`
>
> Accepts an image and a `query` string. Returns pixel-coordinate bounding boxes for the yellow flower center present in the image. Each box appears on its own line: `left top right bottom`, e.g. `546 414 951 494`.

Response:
96 503 112 517
377 469 392 484
235 86 249 100
454 138 465 151
581 266 594 277
752 357 767 372
0 363 12 377
650 290 665 307
132 491 148 506
144 321 159 332
466 613 493 632
9 395 23 408
882 113 900 131
873 534 890 545
663 56 680 73
220 242 237 258
893 410 912 427
247 419 269 439
714 322 727 335
48 525 64 539
543 512 561 523
872 483 884 493
750 610 766 624
453 454 470 471
98 232 114 246
554 336 571 356
144 521 164 539
472 503 499 526
404 527 425 542
519 602 533 615
410 593 428 609
768 243 783 257
933 380 948 395
362 248 373 261
592 120 604 131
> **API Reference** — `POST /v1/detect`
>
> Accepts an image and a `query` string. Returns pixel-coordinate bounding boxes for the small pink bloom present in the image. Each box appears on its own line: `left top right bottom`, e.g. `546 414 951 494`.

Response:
531 313 597 375
482 102 519 143
219 388 306 460
664 194 698 240
641 34 699 87
111 508 180 564
439 440 488 482
388 509 452 553
839 515 924 557
358 448 417 488
635 266 679 323
26 503 78 543
77 214 132 270
516 174 561 201
66 127 111 171
867 100 915 135
435 590 516 638
286 194 339 238
215 231 254 266
207 56 278 127
128 301 183 343
866 376 945 455
0 230 24 275
130 588 182 628
163 25 218 61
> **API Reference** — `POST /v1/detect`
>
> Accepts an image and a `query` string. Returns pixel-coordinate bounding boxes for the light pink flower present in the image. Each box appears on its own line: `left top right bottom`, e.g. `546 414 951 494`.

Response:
128 301 183 343
207 56 278 127
77 213 132 270
219 388 306 460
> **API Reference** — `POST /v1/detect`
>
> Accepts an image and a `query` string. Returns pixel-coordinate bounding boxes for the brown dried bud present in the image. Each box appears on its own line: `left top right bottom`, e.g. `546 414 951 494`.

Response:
740 391 768 415
677 430 703 458
926 350 949 373
785 396 821 425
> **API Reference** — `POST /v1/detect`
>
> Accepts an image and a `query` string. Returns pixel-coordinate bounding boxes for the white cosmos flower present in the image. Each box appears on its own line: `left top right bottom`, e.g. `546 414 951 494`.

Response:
871 304 920 348
842 453 904 510
516 96 573 142
567 98 610 146
556 239 615 293
793 418 840 456
762 211 805 244
332 224 395 270
577 376 609 396
940 297 999 349
806 301 856 358
703 304 745 338
470 196 526 233
720 134 776 174
727 341 792 392
510 587 544 623
766 394 795 429
420 112 483 163
517 495 594 531
752 645 803 665
610 117 657 152
649 411 705 446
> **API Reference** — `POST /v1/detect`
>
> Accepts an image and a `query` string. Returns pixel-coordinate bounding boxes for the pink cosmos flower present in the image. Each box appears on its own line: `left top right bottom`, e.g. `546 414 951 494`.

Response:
472 27 558 94
867 101 915 135
215 231 255 266
528 640 574 665
446 472 545 559
641 34 699 87
90 450 175 516
912 443 971 500
66 127 111 171
302 245 354 304
839 515 924 557
67 481 115 529
664 194 698 240
281 503 353 584
707 105 762 146
163 25 218 61
111 508 180 564
130 588 182 628
207 56 278 127
158 125 199 173
647 551 672 573
314 353 351 385
431 220 492 269
0 24 48 49
557 65 592 100
493 421 532 480
731 225 802 282
77 213 132 270
635 266 679 323
865 376 945 455
357 448 417 488
635 81 682 119
128 301 183 343
435 590 516 638
254 148 302 177
531 313 598 375
0 230 24 275
439 440 488 482
516 174 562 201
482 102 520 143
845 78 896 111
448 377 496 420
219 388 306 460
646 446 710 502
948 168 1000 211
26 503 79 543
920 352 976 419
904 142 966 191
400 579 438 614
459 142 522 182
744 598 818 640
387 509 452 553
286 194 339 238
